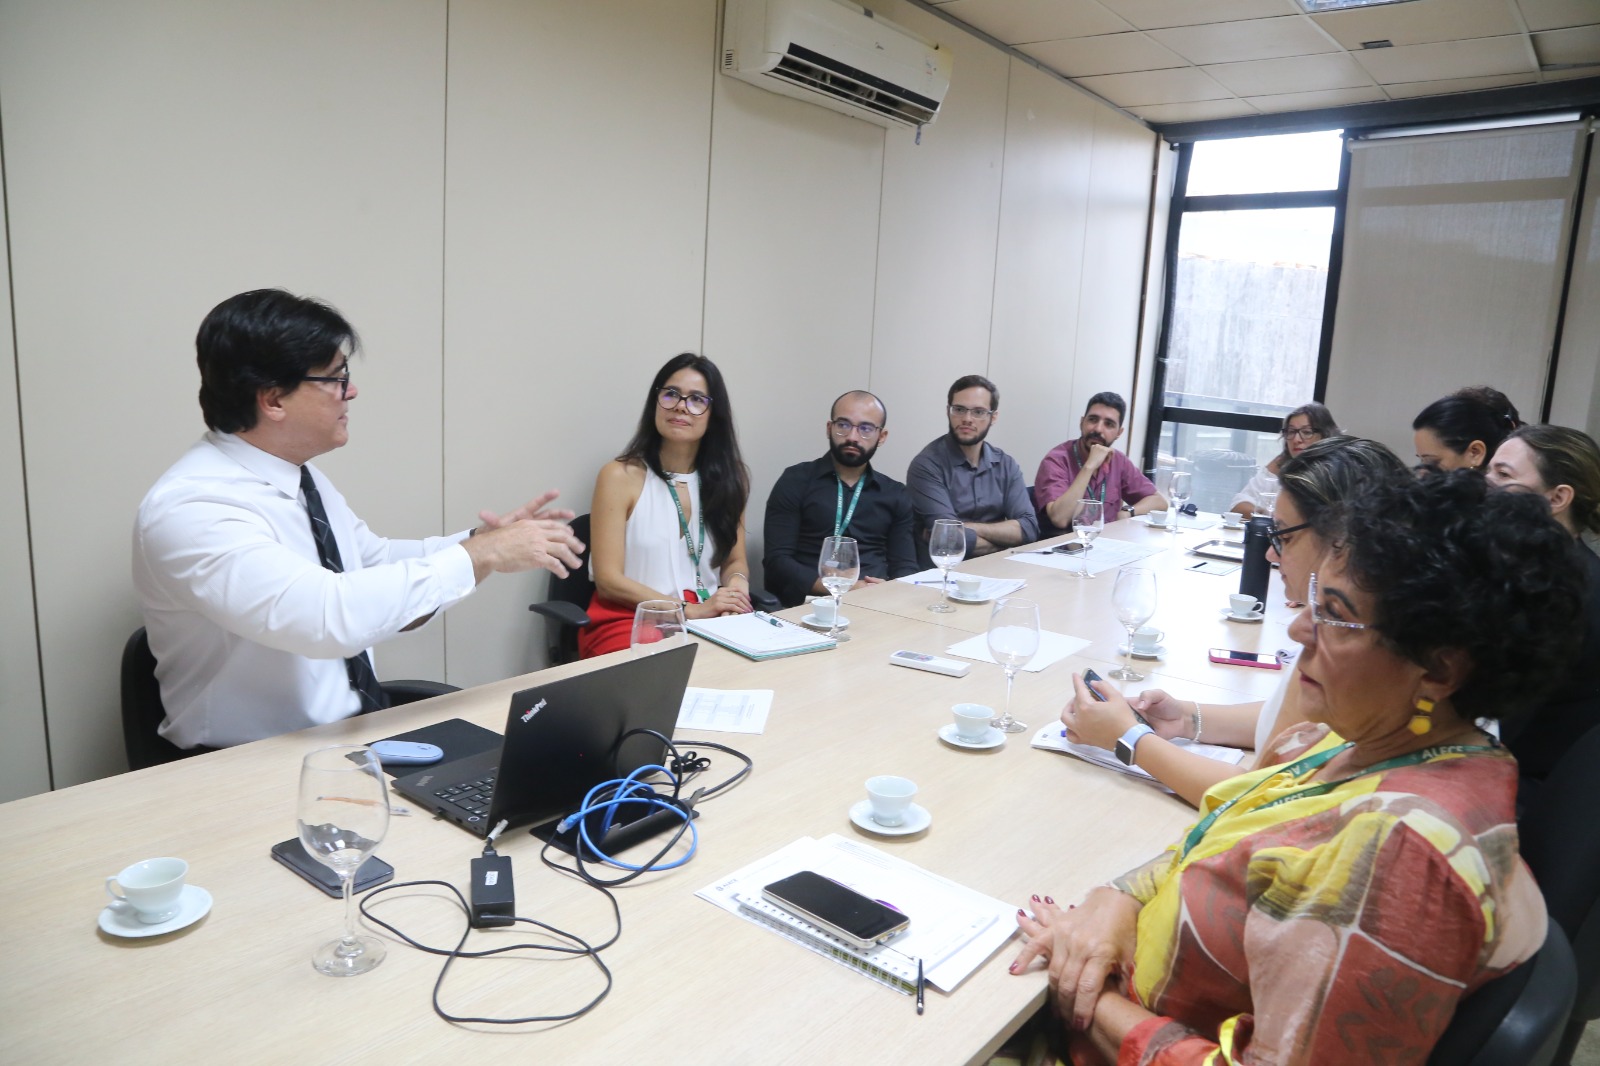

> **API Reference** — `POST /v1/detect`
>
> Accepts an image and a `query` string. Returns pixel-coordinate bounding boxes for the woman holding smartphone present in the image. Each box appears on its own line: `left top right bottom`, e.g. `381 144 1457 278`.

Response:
579 353 752 658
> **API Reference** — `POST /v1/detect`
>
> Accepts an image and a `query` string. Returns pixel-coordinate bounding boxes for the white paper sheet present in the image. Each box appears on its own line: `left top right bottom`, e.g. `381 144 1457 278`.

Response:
1010 538 1157 577
1029 722 1247 794
943 630 1091 672
676 687 773 734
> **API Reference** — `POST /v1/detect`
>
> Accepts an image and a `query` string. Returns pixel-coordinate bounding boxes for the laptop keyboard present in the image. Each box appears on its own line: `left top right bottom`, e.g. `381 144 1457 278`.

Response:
434 774 497 818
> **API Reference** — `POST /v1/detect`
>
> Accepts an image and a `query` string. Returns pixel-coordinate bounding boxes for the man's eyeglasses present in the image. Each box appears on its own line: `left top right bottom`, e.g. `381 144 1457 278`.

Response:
1263 519 1310 555
303 360 351 400
658 386 712 416
1306 571 1372 635
948 404 993 421
1283 427 1322 441
829 418 882 439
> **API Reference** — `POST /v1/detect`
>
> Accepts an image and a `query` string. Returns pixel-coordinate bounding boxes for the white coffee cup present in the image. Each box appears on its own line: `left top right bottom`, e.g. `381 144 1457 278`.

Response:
953 574 982 598
106 857 188 924
952 703 993 741
810 597 837 624
1131 626 1165 654
1228 593 1265 619
865 775 918 827
1148 510 1169 527
1223 511 1244 527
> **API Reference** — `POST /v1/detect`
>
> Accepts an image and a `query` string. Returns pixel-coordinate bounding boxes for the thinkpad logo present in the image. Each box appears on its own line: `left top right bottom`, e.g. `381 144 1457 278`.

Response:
521 697 547 724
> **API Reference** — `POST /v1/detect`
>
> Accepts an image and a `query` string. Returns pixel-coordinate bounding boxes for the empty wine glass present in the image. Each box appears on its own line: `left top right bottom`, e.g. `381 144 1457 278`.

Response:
1069 499 1103 579
1167 471 1191 532
631 599 687 653
298 745 390 976
987 597 1040 733
1109 566 1157 682
818 536 859 642
927 519 966 614
1259 473 1281 520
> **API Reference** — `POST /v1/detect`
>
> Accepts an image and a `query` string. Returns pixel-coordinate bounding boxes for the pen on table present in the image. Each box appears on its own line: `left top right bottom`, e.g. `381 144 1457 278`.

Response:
916 958 925 1015
753 611 784 629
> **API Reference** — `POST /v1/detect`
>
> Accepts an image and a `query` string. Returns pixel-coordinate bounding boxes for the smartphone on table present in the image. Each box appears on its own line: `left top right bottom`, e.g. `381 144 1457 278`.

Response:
762 870 909 949
1208 649 1283 670
270 838 395 898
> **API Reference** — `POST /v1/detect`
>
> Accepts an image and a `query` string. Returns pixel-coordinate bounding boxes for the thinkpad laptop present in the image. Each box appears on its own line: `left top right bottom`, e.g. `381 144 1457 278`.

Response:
391 643 697 836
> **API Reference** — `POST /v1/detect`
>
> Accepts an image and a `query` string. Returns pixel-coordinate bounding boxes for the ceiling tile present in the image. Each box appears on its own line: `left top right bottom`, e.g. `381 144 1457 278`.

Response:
1245 85 1388 113
1076 65 1234 107
1094 0 1301 32
1353 35 1535 83
1382 72 1538 98
1203 51 1371 95
1312 0 1520 49
1131 99 1261 123
932 0 1129 45
1515 0 1600 33
1148 15 1336 65
1018 32 1187 77
1534 25 1600 67
1540 62 1600 80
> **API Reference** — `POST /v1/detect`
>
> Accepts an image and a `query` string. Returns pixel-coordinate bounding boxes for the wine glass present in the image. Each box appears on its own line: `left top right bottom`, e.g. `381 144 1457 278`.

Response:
1167 471 1191 532
1259 473 1281 520
818 536 859 642
1109 566 1157 682
632 599 687 653
987 597 1040 733
298 745 391 976
927 519 966 614
1069 499 1103 579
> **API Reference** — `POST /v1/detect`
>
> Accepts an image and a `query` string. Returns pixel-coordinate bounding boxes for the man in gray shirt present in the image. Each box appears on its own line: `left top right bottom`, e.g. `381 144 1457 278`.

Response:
906 375 1039 558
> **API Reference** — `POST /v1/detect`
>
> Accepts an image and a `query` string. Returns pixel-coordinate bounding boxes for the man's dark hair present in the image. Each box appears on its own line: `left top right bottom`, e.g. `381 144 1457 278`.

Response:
1335 470 1585 727
196 289 358 433
948 375 998 411
1084 392 1126 424
831 390 888 427
618 353 749 569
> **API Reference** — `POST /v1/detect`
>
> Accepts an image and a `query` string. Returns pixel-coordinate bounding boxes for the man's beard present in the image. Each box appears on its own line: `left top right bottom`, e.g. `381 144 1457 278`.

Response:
949 424 990 448
1081 431 1106 450
830 437 880 468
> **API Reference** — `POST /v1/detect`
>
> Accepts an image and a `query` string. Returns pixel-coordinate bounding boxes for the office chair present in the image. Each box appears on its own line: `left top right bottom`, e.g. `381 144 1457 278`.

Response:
1426 920 1575 1066
1519 720 1600 1065
529 513 594 664
123 627 462 771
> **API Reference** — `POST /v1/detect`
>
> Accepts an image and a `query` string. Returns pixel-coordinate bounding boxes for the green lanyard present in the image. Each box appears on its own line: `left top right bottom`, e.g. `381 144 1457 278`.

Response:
835 475 865 537
1180 740 1499 861
1074 442 1107 504
663 472 709 601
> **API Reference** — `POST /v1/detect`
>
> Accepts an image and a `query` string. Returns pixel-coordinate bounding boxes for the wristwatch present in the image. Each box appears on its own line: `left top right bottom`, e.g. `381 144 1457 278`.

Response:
1115 723 1155 766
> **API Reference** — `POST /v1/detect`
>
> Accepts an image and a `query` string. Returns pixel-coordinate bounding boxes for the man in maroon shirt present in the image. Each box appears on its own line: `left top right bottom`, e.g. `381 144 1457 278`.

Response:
1035 392 1164 531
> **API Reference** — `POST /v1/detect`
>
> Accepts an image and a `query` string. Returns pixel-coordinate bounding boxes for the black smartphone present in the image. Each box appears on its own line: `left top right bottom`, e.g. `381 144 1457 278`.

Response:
1080 668 1110 701
1050 542 1085 554
762 871 909 949
270 838 395 898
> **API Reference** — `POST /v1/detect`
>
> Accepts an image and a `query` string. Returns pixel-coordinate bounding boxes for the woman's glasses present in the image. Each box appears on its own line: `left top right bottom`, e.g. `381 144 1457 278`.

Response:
658 386 712 416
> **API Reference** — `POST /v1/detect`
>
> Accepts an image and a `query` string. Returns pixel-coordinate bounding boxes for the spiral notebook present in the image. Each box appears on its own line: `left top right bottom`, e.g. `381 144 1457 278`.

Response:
732 892 921 995
686 613 836 660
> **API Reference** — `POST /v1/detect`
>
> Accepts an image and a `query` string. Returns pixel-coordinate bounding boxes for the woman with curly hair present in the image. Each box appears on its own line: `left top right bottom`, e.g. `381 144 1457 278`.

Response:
579 353 752 658
1022 471 1584 1064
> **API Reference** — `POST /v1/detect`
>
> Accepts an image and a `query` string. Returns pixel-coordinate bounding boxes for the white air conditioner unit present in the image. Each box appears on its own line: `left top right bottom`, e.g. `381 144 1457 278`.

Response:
721 0 951 130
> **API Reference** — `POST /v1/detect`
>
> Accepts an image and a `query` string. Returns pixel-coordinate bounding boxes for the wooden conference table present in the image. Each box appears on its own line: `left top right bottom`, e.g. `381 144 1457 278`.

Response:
0 519 1296 1065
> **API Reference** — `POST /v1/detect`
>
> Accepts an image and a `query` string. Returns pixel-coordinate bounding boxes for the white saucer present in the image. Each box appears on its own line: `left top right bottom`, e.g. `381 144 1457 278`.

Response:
947 591 991 605
1117 643 1166 660
98 884 212 938
938 723 1005 750
1222 522 1244 531
801 614 850 630
849 799 932 836
1221 609 1265 624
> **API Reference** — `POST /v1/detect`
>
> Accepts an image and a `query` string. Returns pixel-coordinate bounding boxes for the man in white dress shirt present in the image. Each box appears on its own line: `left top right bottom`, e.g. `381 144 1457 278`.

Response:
133 289 583 749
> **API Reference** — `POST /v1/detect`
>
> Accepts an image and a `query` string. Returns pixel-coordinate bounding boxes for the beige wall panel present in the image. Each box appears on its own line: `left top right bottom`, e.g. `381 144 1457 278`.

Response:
0 189 51 801
1074 109 1159 463
440 0 715 686
986 60 1101 486
865 1 1010 482
0 0 448 787
702 74 885 584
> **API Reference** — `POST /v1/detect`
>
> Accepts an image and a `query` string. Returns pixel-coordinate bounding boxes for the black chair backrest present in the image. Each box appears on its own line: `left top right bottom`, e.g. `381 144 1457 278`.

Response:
120 628 196 771
1427 921 1576 1066
527 513 593 664
547 513 593 613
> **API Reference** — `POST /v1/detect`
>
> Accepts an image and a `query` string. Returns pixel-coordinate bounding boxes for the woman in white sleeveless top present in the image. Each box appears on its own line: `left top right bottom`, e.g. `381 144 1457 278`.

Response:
580 354 751 657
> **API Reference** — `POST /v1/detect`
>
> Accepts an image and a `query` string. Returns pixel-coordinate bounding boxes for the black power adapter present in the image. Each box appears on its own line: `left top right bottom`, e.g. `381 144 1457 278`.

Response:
470 821 516 928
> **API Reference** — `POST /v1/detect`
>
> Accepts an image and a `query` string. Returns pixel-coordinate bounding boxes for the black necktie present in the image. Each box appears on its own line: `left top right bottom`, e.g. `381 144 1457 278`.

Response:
299 466 388 713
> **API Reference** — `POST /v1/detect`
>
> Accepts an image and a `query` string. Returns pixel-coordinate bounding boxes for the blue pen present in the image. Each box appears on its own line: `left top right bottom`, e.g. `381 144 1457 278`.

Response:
753 611 784 629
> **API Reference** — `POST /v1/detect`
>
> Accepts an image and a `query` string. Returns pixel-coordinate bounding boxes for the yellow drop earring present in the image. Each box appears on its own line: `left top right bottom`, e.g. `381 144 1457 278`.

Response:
1409 697 1435 736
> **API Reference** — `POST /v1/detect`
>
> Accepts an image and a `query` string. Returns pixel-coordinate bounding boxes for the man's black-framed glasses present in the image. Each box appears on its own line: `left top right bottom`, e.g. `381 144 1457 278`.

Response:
829 418 882 439
1264 519 1311 555
658 386 712 416
948 404 993 421
303 359 351 399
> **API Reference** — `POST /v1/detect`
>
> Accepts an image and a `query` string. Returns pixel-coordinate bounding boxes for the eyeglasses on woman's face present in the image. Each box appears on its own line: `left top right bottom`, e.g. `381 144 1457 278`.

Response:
302 359 351 400
1306 571 1373 638
1284 426 1321 441
1264 519 1311 555
658 386 711 416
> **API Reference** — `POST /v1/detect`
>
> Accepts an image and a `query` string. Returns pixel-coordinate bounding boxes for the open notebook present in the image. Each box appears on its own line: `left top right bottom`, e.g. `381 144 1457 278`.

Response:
687 612 836 660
